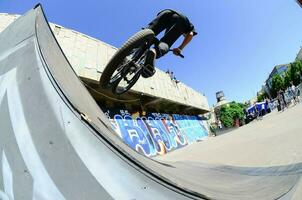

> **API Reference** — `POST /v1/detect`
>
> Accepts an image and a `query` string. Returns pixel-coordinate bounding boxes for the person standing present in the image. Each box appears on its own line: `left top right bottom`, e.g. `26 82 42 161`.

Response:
217 119 223 129
291 82 297 104
278 90 285 111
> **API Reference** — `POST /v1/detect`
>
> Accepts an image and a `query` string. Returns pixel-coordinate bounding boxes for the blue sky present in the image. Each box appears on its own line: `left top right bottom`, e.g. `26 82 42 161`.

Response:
1 0 302 106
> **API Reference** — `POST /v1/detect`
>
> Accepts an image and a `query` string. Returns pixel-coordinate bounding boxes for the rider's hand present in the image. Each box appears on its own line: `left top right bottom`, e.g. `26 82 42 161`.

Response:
173 48 182 56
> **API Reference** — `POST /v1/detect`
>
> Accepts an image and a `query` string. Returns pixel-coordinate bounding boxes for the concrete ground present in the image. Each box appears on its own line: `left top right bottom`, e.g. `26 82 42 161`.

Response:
158 103 302 167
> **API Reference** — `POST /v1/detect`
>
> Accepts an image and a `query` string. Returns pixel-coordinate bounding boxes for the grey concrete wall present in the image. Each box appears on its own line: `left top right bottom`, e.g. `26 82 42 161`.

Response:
0 13 209 111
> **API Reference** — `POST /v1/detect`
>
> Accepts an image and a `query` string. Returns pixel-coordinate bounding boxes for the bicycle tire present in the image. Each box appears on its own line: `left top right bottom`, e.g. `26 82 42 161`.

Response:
111 68 142 95
99 29 155 89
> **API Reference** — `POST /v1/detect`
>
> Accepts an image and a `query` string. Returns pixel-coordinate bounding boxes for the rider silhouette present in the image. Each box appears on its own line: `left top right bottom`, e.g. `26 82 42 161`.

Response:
143 9 197 78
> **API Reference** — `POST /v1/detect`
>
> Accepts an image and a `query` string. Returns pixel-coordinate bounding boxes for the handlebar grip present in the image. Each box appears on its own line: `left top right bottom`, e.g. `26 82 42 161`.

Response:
178 53 184 58
168 49 184 58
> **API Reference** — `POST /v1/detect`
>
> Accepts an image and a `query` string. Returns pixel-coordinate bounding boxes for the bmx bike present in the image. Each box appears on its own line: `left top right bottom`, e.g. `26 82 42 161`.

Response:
99 29 184 95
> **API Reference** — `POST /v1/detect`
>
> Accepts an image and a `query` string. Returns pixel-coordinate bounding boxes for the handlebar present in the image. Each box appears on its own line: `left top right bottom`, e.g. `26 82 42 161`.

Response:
168 49 184 58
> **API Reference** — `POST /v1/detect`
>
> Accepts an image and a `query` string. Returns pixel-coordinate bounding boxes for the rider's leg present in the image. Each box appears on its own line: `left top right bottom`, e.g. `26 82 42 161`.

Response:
144 10 175 67
142 49 157 78
143 11 185 74
150 13 186 60
159 13 187 53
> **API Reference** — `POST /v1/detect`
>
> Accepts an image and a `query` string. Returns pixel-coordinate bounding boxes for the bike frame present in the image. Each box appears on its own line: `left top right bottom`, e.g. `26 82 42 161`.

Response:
108 34 184 94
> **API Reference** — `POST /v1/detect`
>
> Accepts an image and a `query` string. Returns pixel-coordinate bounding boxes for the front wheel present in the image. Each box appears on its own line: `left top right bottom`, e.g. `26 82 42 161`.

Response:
99 29 155 94
111 64 142 95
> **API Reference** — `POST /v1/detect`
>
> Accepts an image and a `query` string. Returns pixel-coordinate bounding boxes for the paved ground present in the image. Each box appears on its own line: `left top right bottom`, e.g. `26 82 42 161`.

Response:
158 103 302 167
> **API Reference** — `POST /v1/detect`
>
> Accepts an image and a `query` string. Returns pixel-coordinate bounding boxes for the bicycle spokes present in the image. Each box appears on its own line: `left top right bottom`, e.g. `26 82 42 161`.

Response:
107 41 155 89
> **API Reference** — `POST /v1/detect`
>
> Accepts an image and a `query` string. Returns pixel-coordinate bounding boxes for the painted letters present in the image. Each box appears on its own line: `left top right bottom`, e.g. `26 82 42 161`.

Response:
104 109 209 157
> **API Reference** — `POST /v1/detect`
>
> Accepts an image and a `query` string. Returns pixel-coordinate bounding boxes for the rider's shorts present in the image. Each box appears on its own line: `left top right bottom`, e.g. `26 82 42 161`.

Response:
147 10 189 58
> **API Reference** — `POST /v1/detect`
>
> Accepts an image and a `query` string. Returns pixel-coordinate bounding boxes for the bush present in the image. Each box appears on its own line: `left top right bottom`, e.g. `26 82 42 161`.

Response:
289 61 301 86
257 92 268 102
220 102 244 128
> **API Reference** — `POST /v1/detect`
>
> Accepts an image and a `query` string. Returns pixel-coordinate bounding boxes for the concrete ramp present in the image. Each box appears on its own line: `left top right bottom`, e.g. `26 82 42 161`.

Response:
0 4 301 200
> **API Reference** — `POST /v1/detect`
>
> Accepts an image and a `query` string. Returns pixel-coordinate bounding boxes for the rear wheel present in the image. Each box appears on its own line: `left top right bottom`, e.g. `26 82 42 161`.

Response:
99 29 155 94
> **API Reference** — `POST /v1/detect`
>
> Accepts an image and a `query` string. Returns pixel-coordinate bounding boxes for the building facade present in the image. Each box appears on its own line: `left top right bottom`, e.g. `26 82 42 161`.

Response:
265 64 289 89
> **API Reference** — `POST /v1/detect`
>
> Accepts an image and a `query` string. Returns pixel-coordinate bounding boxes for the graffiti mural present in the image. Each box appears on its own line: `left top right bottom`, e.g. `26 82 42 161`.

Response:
103 109 209 157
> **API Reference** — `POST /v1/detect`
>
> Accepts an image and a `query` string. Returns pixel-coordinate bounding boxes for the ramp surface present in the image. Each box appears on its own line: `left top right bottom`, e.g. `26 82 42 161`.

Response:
0 4 301 200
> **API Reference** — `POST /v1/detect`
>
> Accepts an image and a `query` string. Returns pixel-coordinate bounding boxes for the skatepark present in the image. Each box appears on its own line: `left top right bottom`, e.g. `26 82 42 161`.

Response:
0 4 302 200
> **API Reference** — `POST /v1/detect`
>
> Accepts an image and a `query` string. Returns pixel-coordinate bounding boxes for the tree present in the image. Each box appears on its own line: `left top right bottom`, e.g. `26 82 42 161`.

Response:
283 71 291 89
297 60 302 72
294 60 302 84
257 91 268 102
281 61 302 91
289 62 301 86
271 74 284 97
220 102 244 128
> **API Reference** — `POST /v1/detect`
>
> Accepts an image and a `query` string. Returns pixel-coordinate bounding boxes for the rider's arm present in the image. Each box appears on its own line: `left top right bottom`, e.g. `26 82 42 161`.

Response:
179 32 194 50
173 32 194 55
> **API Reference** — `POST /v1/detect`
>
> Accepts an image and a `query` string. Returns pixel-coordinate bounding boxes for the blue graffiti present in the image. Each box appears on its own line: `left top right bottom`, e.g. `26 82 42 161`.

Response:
172 114 208 144
113 115 155 156
106 110 209 157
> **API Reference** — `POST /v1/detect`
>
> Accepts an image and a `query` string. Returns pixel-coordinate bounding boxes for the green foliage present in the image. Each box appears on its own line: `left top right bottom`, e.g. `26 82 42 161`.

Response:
268 61 302 98
257 92 268 102
281 61 302 92
271 74 284 97
283 71 291 89
295 60 302 73
257 93 264 102
237 102 247 109
289 61 302 86
219 102 244 128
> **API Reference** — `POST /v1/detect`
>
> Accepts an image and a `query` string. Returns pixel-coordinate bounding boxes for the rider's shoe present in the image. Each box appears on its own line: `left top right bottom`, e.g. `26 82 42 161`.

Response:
142 50 156 78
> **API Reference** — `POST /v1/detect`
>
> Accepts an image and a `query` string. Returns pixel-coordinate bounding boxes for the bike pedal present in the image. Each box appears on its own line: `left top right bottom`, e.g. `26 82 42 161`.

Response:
142 64 156 78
